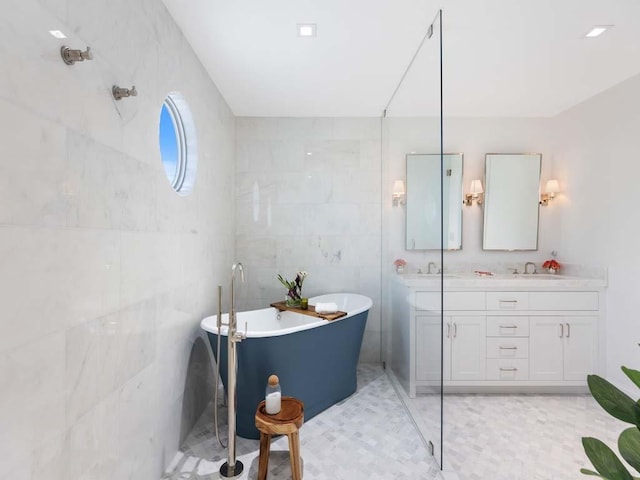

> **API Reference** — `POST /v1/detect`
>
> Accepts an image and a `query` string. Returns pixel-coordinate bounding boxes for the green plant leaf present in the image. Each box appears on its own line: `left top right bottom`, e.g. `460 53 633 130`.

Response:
622 367 640 391
588 375 640 425
619 427 640 474
582 437 634 480
580 467 611 478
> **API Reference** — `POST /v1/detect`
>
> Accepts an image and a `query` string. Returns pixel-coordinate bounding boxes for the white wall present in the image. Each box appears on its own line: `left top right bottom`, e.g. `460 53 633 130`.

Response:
552 73 640 392
235 118 382 362
0 0 235 478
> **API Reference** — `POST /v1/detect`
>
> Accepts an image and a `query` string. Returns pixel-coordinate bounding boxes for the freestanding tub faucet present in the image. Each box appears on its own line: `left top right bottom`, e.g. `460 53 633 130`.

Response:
220 262 246 479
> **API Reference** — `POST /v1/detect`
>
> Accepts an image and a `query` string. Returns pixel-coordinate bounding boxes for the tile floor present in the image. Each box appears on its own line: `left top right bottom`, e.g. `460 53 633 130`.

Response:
402 392 626 480
162 364 441 479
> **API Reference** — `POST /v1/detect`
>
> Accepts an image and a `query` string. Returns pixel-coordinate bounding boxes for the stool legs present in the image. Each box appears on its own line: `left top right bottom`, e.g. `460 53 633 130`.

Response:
258 432 271 480
287 431 302 480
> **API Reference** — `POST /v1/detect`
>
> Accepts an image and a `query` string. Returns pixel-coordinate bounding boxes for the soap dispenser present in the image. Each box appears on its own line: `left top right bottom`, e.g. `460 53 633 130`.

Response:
265 374 281 414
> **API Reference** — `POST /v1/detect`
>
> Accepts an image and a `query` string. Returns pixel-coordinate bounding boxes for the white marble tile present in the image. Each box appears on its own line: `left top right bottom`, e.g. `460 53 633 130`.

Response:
303 140 361 172
0 226 120 352
0 98 69 227
66 314 120 425
332 118 380 140
66 131 158 231
305 204 361 236
119 231 182 306
0 332 66 477
66 393 119 480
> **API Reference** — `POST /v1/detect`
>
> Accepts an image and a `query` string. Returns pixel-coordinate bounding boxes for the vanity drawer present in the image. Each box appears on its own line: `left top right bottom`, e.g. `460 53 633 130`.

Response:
529 291 599 311
486 359 529 381
486 292 529 310
486 337 529 358
415 291 485 311
486 316 530 337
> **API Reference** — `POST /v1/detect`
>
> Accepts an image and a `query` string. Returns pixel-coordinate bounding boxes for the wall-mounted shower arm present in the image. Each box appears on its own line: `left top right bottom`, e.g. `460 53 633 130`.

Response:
60 46 93 65
112 85 137 100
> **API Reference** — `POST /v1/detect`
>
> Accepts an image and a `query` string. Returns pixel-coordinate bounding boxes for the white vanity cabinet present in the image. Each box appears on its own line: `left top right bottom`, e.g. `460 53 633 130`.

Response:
415 314 486 383
390 276 605 396
527 291 598 382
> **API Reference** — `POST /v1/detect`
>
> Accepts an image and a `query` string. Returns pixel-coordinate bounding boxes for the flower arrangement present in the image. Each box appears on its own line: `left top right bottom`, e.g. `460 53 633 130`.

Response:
394 258 407 273
277 271 308 307
542 259 561 273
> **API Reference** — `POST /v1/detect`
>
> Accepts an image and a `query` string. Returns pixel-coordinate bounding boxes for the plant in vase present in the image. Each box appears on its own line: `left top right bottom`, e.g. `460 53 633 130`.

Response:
394 258 407 274
542 259 561 274
580 366 640 479
277 271 308 307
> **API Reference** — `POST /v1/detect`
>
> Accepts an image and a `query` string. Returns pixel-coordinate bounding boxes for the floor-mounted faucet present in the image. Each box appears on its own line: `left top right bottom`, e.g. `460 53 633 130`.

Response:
220 262 246 478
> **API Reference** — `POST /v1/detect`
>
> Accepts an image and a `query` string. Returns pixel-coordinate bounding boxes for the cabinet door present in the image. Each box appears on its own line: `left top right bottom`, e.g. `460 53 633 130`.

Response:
529 317 563 381
450 316 486 381
564 317 597 381
415 315 447 381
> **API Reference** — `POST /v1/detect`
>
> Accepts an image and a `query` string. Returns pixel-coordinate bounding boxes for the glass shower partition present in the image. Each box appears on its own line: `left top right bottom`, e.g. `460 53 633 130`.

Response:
381 10 445 471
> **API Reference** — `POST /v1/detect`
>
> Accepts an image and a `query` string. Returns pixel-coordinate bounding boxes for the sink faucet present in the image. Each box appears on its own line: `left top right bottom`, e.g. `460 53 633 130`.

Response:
524 262 537 274
427 262 438 274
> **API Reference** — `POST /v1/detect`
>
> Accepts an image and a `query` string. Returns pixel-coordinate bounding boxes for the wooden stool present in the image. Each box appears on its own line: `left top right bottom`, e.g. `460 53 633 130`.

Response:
255 396 304 480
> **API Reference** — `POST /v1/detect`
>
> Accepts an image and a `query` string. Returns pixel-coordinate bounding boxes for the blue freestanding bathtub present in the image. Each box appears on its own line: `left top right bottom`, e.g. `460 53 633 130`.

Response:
201 293 371 439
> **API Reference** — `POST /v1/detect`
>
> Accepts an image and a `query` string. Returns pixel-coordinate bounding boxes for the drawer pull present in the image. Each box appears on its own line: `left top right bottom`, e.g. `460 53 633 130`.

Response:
499 346 518 350
499 300 518 309
499 367 518 372
499 325 518 329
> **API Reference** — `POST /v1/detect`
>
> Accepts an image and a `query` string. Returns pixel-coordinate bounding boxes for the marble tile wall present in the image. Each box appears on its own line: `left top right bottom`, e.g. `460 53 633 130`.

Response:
235 118 382 362
0 0 235 478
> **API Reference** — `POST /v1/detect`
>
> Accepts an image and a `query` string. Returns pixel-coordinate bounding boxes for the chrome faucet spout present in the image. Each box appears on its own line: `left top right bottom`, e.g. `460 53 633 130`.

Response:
230 262 244 327
427 262 437 274
524 262 537 275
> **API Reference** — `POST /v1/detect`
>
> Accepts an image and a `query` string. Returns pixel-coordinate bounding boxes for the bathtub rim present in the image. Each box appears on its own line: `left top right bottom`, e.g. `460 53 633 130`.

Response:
200 292 372 339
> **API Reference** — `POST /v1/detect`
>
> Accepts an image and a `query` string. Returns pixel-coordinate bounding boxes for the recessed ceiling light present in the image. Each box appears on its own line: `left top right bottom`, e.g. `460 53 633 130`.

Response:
297 24 317 37
306 152 313 156
585 25 612 38
48 30 67 39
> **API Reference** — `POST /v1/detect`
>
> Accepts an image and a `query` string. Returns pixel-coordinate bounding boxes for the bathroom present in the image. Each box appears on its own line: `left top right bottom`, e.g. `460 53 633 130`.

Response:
1 0 639 479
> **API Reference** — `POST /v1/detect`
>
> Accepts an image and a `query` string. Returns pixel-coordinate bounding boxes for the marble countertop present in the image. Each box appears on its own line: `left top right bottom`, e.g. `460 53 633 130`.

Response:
395 272 607 289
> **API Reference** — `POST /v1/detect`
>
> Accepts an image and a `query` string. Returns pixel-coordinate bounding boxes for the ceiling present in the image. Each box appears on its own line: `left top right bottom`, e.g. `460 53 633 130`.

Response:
162 0 640 117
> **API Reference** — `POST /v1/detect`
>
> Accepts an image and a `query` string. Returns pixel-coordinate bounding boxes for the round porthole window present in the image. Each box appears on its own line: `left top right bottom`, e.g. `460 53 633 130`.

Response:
159 93 197 195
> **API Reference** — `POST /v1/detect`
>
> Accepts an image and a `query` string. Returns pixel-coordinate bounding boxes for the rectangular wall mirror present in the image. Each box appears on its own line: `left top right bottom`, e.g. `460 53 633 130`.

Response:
406 153 463 250
483 153 541 251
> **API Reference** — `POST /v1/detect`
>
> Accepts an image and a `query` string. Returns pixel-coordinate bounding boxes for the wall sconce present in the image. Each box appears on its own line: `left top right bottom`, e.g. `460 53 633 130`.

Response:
540 179 560 206
392 180 406 206
464 179 483 206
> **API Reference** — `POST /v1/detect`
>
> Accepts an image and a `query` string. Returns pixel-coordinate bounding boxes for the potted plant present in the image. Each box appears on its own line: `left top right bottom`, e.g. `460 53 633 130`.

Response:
580 366 640 478
277 271 308 307
542 259 561 274
394 258 407 274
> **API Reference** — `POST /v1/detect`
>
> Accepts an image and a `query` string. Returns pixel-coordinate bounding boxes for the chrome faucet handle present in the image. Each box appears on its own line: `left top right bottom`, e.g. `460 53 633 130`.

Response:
509 268 519 275
232 321 247 343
